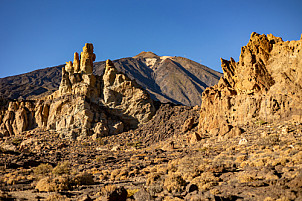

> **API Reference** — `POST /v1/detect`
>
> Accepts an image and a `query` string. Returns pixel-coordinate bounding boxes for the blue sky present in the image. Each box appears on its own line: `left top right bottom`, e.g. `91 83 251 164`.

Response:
0 0 301 78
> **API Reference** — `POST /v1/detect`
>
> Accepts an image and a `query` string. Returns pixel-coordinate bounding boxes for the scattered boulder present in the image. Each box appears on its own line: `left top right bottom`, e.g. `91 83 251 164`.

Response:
45 193 70 201
239 138 248 145
133 188 152 201
227 126 243 138
186 183 198 193
182 117 194 132
190 132 202 144
100 185 127 201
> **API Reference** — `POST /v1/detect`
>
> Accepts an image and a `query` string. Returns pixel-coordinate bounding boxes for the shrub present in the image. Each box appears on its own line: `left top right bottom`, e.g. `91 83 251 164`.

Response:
52 161 70 176
146 172 163 186
45 193 70 201
110 169 121 181
34 163 53 176
72 172 94 185
101 184 117 195
163 172 186 193
126 188 139 198
11 137 22 146
237 173 256 183
35 176 71 192
191 172 219 192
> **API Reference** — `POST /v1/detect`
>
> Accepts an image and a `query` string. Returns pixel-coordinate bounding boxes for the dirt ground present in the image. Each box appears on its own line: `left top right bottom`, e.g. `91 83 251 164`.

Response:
1 105 301 200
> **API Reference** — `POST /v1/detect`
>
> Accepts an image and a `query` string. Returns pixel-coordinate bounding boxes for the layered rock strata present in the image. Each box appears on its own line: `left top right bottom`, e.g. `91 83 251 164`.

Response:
198 33 302 135
0 44 155 139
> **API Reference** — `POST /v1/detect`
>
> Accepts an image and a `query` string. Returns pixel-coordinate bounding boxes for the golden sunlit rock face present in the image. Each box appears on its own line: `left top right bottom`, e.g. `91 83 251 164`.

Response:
80 43 96 74
0 43 155 139
198 32 302 135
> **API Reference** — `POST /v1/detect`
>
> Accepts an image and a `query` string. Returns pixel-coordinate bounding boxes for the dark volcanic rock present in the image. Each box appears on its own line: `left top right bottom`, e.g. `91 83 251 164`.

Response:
0 66 62 100
134 103 200 145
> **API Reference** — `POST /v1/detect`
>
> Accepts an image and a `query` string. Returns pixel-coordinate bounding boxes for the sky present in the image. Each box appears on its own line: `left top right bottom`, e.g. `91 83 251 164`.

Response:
0 0 301 78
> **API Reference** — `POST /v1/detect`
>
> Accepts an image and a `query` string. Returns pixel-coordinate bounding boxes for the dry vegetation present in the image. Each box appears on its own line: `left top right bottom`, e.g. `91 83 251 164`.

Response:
0 116 301 200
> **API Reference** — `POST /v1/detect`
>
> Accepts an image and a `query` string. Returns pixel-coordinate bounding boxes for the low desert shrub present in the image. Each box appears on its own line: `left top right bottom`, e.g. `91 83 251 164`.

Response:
110 169 121 181
191 172 219 192
259 134 280 146
99 170 110 181
34 163 53 176
36 172 94 192
146 172 163 186
163 172 186 193
237 173 256 183
101 184 117 195
35 176 71 192
52 161 70 176
45 193 70 201
72 172 94 186
11 137 22 146
126 188 139 198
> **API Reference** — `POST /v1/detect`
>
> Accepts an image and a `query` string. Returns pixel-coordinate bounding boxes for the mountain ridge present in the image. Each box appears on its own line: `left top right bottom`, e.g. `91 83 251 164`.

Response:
0 53 222 106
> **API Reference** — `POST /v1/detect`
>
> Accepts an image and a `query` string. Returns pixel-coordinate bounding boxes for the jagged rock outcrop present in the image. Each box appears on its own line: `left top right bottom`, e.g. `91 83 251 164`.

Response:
58 44 100 100
102 59 155 126
0 44 155 139
198 32 302 135
0 99 36 137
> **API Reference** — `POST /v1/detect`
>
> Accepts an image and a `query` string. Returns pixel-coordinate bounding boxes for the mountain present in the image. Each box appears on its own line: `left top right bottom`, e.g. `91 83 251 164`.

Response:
0 66 63 100
0 52 222 106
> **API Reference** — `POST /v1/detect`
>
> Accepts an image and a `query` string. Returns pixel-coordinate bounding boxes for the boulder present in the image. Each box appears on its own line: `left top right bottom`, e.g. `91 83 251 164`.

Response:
182 117 194 132
101 186 127 201
190 132 202 144
133 188 152 201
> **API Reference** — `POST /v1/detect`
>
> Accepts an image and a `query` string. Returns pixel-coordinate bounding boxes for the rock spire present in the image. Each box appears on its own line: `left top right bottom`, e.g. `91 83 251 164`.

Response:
80 43 96 74
73 52 80 72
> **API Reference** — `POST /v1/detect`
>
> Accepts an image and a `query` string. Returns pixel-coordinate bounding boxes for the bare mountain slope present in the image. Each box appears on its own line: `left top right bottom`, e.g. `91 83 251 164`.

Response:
0 53 222 106
0 66 63 100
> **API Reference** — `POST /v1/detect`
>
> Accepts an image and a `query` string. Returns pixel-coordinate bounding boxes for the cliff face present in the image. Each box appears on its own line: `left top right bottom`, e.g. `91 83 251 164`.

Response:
0 44 155 139
198 33 302 135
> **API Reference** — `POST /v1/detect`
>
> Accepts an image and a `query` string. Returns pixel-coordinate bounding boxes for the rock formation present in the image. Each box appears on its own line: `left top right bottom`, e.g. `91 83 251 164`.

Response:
102 59 155 126
80 43 95 74
0 100 36 137
198 32 302 135
0 44 155 139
